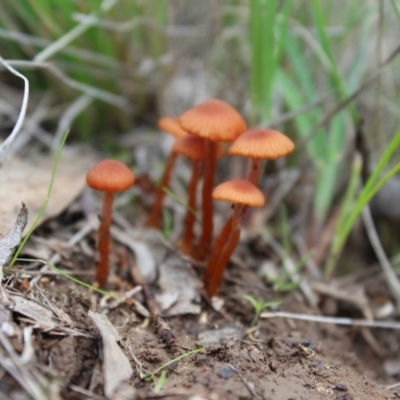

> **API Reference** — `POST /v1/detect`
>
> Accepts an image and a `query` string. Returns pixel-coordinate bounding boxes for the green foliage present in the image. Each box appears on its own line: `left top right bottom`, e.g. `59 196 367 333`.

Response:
326 128 400 277
0 0 167 140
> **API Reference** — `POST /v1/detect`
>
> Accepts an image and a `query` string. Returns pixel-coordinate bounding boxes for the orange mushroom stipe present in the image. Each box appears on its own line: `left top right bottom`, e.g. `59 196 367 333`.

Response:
173 136 225 254
204 179 265 297
179 99 247 261
86 159 135 287
147 117 188 228
229 128 295 185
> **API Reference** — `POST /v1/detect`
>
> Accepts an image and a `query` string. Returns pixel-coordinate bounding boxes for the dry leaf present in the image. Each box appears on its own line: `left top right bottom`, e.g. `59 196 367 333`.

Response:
156 254 201 316
0 147 97 237
8 294 57 328
0 203 28 271
88 311 133 399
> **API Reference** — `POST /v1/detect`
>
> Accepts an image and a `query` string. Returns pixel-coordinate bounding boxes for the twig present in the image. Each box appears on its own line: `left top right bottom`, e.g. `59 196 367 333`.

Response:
298 42 400 150
228 364 262 400
3 60 129 111
33 0 121 62
361 205 400 311
260 310 400 329
52 94 92 151
0 55 29 161
0 28 120 69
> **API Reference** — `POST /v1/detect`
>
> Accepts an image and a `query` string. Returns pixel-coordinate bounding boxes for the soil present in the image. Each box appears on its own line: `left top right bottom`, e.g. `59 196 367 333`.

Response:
1 205 400 400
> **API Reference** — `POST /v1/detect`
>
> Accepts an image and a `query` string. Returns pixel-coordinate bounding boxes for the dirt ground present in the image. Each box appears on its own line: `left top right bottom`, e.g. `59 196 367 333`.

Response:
1 199 400 400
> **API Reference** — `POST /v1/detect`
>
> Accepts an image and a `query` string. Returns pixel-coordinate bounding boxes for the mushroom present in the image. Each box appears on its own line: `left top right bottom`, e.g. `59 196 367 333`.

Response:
203 179 265 297
228 128 295 185
172 135 224 254
147 117 188 228
86 159 135 287
179 99 247 260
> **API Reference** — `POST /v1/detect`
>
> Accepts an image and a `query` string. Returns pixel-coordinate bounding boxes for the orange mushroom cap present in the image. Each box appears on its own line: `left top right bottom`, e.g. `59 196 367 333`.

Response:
157 116 188 138
172 135 225 161
213 179 265 207
86 159 135 192
179 99 247 142
228 128 295 160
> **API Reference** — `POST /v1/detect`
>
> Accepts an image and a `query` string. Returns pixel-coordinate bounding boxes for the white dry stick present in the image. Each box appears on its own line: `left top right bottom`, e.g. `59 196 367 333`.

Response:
0 28 120 69
260 310 400 330
4 60 129 111
52 94 92 151
34 0 121 62
361 205 400 312
0 55 29 161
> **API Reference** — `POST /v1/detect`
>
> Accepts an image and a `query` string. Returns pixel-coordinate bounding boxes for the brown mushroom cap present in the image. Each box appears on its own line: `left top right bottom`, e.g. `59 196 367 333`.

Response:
158 116 188 138
86 159 135 192
213 179 265 207
172 135 225 161
179 99 247 142
228 128 295 160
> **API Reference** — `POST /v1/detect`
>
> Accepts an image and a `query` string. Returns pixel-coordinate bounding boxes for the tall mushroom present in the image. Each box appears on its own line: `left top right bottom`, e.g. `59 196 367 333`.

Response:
228 128 294 185
203 179 265 297
172 135 224 254
179 99 247 260
147 117 188 228
86 159 135 287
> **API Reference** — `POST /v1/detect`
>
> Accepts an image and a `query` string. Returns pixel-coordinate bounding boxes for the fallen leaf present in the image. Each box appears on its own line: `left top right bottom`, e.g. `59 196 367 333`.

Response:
88 311 133 399
0 147 97 237
0 203 28 272
8 294 57 328
156 254 201 316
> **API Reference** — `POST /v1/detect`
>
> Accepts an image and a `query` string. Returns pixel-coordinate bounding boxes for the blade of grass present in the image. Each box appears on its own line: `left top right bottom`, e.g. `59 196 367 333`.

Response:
16 258 120 300
6 130 69 272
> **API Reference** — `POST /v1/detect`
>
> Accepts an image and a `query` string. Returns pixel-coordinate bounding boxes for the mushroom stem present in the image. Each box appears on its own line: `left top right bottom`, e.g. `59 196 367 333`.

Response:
194 140 217 260
147 151 177 228
204 204 244 297
180 160 202 254
248 159 263 185
97 191 115 287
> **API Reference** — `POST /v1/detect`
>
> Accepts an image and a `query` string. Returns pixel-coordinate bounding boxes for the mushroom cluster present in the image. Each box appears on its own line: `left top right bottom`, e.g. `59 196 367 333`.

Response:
86 99 294 295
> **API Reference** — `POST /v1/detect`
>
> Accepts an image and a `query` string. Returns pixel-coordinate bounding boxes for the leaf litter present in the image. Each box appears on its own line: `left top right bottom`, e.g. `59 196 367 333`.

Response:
0 147 399 399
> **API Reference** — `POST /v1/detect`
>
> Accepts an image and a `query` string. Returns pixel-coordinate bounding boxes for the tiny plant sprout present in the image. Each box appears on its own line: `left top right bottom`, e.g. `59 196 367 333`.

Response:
179 99 247 261
86 159 135 287
242 295 282 326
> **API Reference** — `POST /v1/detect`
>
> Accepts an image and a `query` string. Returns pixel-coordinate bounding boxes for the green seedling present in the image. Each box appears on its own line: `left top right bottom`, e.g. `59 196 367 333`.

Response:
242 295 282 326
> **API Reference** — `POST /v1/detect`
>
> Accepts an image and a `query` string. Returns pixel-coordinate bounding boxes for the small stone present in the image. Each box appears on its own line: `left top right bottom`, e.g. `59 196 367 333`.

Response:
217 366 234 379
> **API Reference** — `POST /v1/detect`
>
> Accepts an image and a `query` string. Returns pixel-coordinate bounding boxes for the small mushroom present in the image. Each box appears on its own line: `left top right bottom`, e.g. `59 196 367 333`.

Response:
86 159 135 287
203 179 265 297
172 135 224 254
228 128 294 185
147 117 188 228
179 99 247 260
